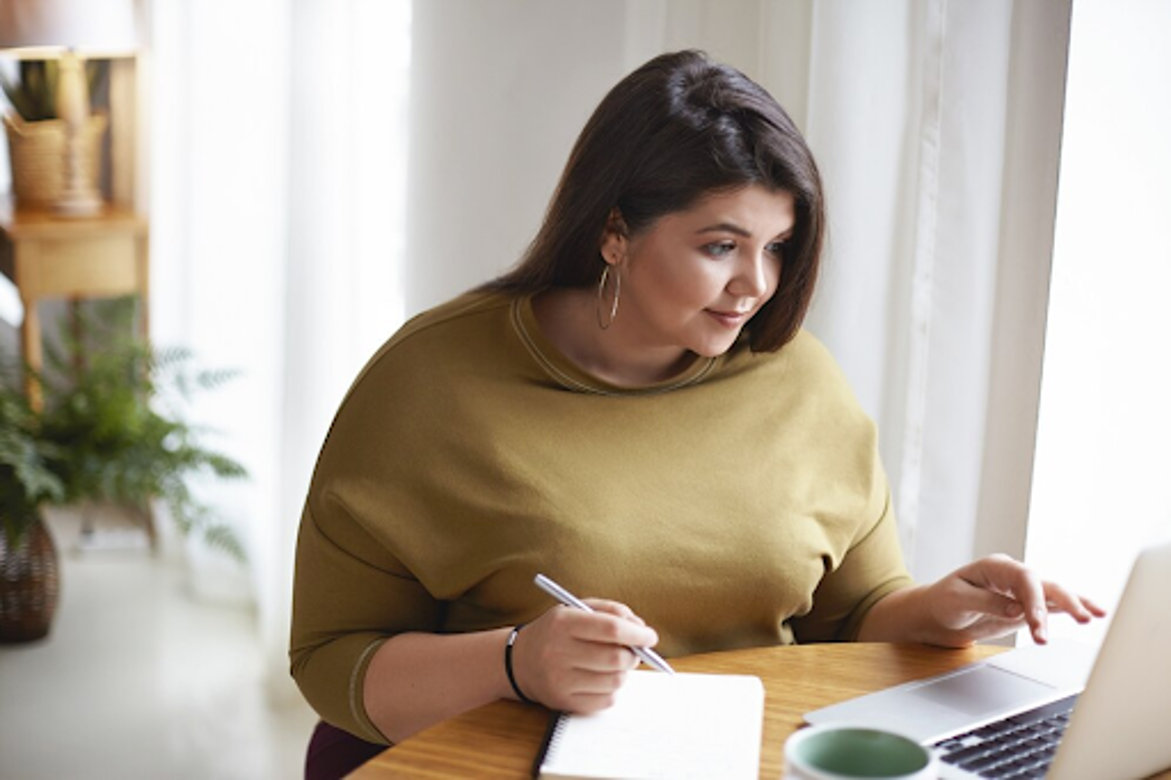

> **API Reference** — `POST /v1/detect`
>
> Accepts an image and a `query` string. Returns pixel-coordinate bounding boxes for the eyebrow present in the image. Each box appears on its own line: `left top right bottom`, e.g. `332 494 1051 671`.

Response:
696 222 793 240
696 222 752 238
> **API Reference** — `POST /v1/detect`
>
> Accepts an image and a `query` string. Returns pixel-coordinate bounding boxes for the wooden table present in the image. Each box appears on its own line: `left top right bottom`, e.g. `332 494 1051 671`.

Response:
351 643 1006 778
0 201 149 406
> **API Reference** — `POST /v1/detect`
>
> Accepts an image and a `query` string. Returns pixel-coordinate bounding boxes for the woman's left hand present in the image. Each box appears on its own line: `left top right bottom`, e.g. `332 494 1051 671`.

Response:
925 554 1107 645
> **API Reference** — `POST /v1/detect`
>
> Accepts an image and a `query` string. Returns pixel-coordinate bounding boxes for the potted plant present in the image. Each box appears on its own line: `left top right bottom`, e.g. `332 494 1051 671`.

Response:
0 58 108 208
1 297 248 641
0 369 65 642
36 297 249 563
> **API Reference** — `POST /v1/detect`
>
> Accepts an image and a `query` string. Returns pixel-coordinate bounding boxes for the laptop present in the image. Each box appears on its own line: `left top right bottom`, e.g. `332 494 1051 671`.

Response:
804 540 1171 779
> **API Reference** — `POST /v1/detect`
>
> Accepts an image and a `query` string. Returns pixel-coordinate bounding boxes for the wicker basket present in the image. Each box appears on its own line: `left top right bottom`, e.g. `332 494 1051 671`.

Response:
3 113 107 209
0 515 60 643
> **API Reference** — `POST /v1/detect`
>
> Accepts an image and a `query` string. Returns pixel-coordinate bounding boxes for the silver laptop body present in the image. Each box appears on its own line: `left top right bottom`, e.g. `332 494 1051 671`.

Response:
804 540 1171 779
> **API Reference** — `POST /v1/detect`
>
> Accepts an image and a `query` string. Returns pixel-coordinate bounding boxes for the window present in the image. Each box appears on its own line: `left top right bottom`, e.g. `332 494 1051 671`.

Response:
1025 0 1171 643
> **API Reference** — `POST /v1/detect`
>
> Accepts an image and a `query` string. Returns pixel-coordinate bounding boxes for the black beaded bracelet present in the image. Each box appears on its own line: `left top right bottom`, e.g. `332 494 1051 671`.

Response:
505 623 535 704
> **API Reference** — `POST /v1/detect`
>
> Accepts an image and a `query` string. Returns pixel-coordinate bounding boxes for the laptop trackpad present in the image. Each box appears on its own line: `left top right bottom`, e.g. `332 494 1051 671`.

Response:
907 665 1055 717
804 664 1060 743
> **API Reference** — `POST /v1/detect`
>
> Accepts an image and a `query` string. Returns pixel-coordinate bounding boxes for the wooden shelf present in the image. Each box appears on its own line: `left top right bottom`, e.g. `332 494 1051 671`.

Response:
0 201 150 406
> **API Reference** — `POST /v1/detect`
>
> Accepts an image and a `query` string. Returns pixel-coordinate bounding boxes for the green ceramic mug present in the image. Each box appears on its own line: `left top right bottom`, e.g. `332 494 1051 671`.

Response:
783 725 937 779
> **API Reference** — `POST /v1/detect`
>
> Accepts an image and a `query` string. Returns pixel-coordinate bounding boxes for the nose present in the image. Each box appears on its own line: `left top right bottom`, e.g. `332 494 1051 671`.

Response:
728 248 772 298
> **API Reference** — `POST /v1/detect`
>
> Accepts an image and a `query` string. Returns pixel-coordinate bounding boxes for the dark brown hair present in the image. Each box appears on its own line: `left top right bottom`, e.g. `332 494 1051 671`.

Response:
483 49 825 352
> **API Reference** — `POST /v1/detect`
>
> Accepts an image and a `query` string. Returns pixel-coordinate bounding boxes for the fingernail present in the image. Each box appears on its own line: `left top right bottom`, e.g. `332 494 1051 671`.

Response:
1006 602 1023 619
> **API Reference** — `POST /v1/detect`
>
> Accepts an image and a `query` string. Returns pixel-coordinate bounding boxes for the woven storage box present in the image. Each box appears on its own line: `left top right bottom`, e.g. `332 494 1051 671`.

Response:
3 113 107 208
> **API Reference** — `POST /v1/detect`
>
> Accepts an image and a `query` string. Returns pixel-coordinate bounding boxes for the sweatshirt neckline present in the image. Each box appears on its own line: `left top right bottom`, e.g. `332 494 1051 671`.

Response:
510 294 721 396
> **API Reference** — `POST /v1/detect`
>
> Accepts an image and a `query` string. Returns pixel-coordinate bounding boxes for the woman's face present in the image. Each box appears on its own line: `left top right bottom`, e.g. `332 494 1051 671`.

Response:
603 184 796 362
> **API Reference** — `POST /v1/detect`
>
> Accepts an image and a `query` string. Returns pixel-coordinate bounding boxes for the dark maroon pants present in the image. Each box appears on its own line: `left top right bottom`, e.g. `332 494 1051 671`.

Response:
305 720 387 780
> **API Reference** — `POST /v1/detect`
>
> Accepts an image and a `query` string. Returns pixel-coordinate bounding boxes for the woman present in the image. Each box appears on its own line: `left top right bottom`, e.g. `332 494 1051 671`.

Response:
290 50 1102 773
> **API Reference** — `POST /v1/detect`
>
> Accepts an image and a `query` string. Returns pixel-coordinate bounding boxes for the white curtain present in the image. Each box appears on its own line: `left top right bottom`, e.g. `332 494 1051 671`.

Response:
801 0 1072 582
144 0 1071 689
146 0 410 694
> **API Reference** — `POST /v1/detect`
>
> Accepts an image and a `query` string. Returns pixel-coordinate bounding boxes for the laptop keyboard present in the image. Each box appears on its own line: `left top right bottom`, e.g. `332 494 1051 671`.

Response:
933 694 1080 779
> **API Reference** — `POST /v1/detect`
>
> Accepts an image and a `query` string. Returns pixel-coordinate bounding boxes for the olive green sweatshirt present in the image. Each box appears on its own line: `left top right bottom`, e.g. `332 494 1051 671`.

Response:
290 291 913 743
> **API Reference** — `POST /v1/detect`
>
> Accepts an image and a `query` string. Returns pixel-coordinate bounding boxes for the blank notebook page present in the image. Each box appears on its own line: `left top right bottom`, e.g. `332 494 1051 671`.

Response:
536 670 765 780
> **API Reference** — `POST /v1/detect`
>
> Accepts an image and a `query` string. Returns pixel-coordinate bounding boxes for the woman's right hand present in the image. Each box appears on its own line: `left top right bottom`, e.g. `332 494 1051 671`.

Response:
510 599 660 713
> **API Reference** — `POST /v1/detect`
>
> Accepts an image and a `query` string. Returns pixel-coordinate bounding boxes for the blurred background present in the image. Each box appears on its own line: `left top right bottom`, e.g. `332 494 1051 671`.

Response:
0 0 1168 777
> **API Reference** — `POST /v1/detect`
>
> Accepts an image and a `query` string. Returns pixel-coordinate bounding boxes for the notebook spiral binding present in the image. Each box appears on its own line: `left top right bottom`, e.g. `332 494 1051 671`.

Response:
532 712 569 777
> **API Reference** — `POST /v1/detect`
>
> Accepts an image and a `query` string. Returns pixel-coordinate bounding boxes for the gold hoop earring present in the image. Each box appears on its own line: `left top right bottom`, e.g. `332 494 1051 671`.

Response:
597 265 620 330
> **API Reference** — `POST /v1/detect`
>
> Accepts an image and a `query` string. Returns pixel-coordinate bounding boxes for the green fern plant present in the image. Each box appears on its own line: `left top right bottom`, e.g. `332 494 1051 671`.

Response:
0 381 65 551
30 297 249 562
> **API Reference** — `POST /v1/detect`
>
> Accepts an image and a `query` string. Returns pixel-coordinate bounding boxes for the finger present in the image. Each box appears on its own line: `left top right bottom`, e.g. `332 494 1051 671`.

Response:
572 641 640 673
563 690 621 714
566 609 659 651
543 669 632 713
1042 585 1107 622
583 598 647 626
957 615 1030 644
556 667 629 695
959 585 1027 622
1080 596 1108 618
966 556 1049 643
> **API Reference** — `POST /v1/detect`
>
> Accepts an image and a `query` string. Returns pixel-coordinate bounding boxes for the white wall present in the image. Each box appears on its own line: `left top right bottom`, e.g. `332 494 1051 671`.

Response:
405 0 625 313
402 0 811 316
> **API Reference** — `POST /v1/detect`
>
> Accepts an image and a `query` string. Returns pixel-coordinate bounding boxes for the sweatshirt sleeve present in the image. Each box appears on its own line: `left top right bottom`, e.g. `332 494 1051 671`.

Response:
789 482 915 643
289 500 442 745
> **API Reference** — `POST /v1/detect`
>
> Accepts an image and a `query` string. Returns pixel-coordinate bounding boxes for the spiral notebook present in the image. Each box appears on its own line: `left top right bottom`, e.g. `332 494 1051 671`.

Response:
532 670 765 779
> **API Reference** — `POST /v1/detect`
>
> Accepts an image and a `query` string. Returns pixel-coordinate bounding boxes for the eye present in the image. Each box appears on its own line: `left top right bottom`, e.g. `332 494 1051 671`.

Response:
766 240 787 257
702 241 736 258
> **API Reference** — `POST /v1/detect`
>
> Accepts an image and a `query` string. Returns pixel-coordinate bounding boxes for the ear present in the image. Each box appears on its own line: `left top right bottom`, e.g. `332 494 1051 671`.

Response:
599 208 629 266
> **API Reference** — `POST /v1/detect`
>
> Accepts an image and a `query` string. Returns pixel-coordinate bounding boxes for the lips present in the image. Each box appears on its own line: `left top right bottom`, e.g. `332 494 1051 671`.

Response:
706 308 752 328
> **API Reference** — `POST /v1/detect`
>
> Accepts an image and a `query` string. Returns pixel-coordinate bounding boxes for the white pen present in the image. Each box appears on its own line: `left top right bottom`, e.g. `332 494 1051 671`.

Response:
534 573 676 675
